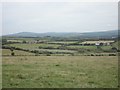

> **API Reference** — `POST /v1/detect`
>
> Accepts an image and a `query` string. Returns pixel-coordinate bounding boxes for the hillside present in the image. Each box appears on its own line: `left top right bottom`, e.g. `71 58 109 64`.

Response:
3 30 118 39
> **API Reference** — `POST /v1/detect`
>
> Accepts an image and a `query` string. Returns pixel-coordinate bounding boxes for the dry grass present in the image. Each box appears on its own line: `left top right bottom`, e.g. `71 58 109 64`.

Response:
82 40 114 44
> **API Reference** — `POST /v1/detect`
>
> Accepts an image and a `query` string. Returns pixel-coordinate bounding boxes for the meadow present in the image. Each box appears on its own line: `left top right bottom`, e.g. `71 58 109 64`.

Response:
2 56 118 88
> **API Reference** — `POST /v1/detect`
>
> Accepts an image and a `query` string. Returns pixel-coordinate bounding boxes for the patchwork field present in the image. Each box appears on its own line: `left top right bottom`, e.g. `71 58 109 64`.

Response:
2 56 118 88
2 37 119 88
3 42 117 56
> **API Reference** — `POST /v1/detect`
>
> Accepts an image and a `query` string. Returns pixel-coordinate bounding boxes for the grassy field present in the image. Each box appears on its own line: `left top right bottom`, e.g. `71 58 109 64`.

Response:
5 43 114 55
7 43 61 50
48 41 78 44
2 49 35 56
66 46 97 50
36 49 77 53
2 38 119 88
2 56 118 88
82 40 114 44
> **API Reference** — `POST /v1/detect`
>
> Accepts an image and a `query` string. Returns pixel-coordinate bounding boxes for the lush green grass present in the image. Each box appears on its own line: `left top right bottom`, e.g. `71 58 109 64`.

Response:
112 40 120 49
36 49 77 53
66 45 113 53
7 43 61 50
2 49 117 56
101 46 112 51
2 49 35 56
4 43 115 55
48 41 78 44
2 48 76 56
2 49 11 56
7 40 22 43
66 46 97 50
6 43 96 54
8 43 112 51
2 56 118 88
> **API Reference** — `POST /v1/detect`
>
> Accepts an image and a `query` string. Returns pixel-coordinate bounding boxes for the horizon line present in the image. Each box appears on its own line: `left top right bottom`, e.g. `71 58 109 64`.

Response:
2 29 118 36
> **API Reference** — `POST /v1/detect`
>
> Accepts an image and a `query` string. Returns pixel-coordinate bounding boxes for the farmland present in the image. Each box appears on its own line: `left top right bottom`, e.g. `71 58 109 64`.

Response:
2 37 119 56
2 36 119 88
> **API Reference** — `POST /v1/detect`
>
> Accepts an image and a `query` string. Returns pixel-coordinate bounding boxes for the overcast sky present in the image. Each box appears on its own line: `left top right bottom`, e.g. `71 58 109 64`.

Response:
2 2 118 35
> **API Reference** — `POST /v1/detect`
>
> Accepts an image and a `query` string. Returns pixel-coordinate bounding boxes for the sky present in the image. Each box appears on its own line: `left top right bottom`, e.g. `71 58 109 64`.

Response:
2 1 118 35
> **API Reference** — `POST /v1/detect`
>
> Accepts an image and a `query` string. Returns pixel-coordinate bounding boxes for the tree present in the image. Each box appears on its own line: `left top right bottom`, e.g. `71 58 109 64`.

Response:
22 40 26 43
10 48 15 56
111 47 117 52
99 43 103 46
2 39 7 45
11 52 15 56
10 48 14 52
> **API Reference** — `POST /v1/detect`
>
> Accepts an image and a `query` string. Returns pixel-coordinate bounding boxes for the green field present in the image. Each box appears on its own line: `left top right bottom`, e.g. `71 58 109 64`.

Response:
4 42 115 55
2 49 35 56
82 40 114 44
7 43 61 50
2 56 118 88
2 37 119 88
66 45 97 50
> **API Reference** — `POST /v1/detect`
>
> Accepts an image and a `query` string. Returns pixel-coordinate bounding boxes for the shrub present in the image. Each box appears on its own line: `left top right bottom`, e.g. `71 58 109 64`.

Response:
17 74 26 79
2 39 7 45
91 54 94 56
22 40 26 43
111 47 117 51
71 53 74 56
109 54 116 56
11 52 15 56
46 54 51 56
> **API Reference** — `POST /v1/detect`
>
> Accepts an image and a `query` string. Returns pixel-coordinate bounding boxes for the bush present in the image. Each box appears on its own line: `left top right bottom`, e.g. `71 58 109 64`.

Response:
109 54 116 56
46 54 51 56
91 54 94 56
22 40 26 43
11 52 15 56
117 50 120 52
71 53 74 56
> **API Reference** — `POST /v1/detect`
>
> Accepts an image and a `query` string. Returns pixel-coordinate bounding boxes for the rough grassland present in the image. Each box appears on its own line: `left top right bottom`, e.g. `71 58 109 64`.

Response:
2 56 118 88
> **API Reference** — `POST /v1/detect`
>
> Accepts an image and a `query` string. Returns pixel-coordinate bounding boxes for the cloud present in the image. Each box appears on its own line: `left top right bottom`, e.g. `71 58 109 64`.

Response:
2 2 118 35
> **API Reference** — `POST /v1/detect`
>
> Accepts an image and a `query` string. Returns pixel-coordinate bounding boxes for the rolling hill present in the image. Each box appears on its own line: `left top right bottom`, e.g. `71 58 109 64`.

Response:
3 30 118 39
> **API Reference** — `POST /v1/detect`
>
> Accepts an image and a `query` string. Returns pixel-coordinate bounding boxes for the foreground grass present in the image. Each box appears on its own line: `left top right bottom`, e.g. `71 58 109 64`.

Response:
2 56 118 88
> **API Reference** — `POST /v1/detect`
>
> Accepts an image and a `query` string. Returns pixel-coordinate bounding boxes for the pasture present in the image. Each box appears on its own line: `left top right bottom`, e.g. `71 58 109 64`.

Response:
4 41 116 56
2 37 119 88
2 56 118 88
82 40 114 44
7 43 61 50
2 49 35 56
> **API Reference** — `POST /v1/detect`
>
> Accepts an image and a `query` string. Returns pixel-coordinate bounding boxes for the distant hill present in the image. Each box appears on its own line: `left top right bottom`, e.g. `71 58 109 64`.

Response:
3 30 118 39
79 30 118 39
